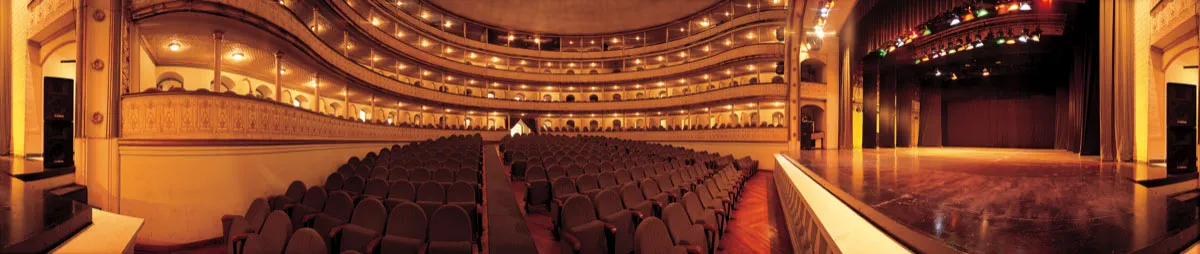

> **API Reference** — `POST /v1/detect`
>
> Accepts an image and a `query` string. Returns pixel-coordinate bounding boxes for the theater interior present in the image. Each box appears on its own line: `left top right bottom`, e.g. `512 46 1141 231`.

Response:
0 0 1198 253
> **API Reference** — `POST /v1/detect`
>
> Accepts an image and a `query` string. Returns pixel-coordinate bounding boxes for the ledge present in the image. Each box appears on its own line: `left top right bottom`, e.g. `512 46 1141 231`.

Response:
119 91 508 141
541 128 787 142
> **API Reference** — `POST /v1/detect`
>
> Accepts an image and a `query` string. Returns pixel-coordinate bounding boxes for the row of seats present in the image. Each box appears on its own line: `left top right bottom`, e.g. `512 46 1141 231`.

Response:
537 122 786 133
221 134 485 254
499 134 757 254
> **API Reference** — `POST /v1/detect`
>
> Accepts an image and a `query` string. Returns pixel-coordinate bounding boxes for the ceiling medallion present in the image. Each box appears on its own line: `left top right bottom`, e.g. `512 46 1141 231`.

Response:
91 112 104 125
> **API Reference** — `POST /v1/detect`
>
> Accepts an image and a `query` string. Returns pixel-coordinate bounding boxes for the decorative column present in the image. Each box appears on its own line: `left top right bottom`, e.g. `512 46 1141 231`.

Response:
343 86 350 118
274 51 283 103
313 73 321 113
212 30 225 92
370 94 376 122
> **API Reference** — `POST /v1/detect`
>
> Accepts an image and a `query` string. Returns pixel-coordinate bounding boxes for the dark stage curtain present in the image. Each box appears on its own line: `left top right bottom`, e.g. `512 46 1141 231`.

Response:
945 96 1058 148
1055 0 1101 155
919 79 942 147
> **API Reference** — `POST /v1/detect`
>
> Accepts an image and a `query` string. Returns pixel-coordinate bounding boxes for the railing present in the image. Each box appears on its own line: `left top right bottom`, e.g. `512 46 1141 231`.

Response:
120 91 509 141
364 0 786 53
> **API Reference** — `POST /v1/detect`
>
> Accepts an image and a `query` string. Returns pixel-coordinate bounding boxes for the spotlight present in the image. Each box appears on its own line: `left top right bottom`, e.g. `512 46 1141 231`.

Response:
935 69 942 76
1031 27 1043 42
951 73 958 80
1019 3 1032 11
982 68 991 77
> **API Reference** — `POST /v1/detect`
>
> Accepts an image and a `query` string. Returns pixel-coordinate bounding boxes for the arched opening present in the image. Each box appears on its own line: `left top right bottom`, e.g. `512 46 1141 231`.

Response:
707 85 716 90
514 93 526 101
566 95 576 102
487 91 496 98
612 94 622 101
566 120 576 128
413 114 423 124
748 77 759 84
750 112 760 125
588 94 599 101
387 112 396 124
659 119 668 128
800 58 826 83
658 91 667 98
438 116 447 126
543 94 553 101
636 93 645 99
635 119 644 128
487 119 496 128
771 76 785 83
588 70 599 74
292 95 307 108
463 89 473 96
211 75 236 93
33 38 77 156
566 70 576 75
358 109 368 121
589 120 599 129
682 88 692 94
543 120 553 128
439 86 449 92
613 119 622 128
254 85 272 99
156 71 184 91
771 112 785 125
464 118 472 127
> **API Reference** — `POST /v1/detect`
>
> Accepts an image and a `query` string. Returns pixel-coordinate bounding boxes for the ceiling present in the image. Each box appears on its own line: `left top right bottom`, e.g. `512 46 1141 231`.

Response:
425 0 721 35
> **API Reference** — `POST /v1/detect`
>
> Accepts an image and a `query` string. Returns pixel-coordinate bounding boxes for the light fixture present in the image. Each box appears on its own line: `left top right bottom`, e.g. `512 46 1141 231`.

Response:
545 62 552 67
935 69 942 76
949 15 961 26
703 46 711 52
396 31 405 38
231 52 245 61
370 17 381 26
698 19 711 28
678 52 687 58
634 59 642 64
443 21 453 28
1031 27 1043 42
420 40 430 47
611 38 620 43
444 48 454 53
982 68 991 77
279 68 287 74
1019 2 1032 11
635 36 642 41
589 62 597 67
507 34 515 41
724 39 732 46
420 12 430 19
519 60 527 65
167 42 181 51
397 64 407 70
468 53 477 59
656 56 665 61
395 1 404 6
491 57 500 63
950 73 958 80
568 63 576 67
747 65 756 71
746 32 756 39
422 71 430 76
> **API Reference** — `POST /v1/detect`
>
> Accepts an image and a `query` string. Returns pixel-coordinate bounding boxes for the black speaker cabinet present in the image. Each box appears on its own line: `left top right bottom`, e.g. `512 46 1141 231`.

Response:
1167 83 1196 174
44 77 74 169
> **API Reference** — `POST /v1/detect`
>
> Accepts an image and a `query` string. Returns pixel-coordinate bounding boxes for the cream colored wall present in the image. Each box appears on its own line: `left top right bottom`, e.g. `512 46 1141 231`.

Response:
118 142 401 245
1166 48 1198 85
138 45 157 92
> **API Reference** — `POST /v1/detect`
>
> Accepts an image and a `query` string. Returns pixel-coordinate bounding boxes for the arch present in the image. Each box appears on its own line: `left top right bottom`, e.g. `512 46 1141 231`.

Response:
730 113 740 125
404 112 412 123
800 58 827 83
612 94 622 101
254 85 273 99
211 75 236 92
565 95 576 102
588 94 599 101
681 88 691 94
515 67 525 72
635 92 645 99
635 119 644 127
566 120 576 127
464 118 472 127
155 71 185 91
463 89 473 96
801 105 824 130
387 112 396 124
544 69 552 73
772 76 785 83
588 69 599 74
748 77 759 84
439 86 449 92
543 120 553 128
771 112 785 125
659 119 667 128
589 120 599 129
1164 47 1198 85
487 91 496 98
658 90 667 98
543 94 553 101
514 93 526 101
413 114 423 124
292 94 308 108
414 81 423 87
566 70 576 75
328 102 342 115
487 119 496 128
707 85 716 90
612 119 622 128
636 67 646 71
732 81 740 86
438 116 447 126
749 112 760 125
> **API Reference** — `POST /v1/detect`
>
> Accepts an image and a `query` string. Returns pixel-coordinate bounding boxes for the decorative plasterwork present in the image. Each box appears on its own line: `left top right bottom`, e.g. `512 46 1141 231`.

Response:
1150 0 1196 38
542 127 787 142
120 91 507 141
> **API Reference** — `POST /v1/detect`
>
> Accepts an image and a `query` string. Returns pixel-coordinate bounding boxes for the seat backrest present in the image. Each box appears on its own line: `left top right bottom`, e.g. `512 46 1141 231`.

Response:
323 192 355 221
446 182 476 203
433 168 455 182
363 179 390 197
244 198 271 232
681 193 706 223
552 177 579 198
566 164 586 177
428 205 473 242
597 172 619 188
284 181 307 201
639 179 662 196
342 176 367 194
301 187 328 209
634 217 676 254
387 180 416 201
455 169 479 184
561 195 599 230
547 166 566 179
620 183 647 207
350 198 388 232
416 181 445 203
284 228 327 254
258 211 294 253
387 168 408 182
409 169 432 182
353 166 371 179
370 167 389 180
576 174 601 192
662 203 704 251
694 183 718 208
325 173 345 190
337 164 354 176
594 189 624 217
385 202 428 242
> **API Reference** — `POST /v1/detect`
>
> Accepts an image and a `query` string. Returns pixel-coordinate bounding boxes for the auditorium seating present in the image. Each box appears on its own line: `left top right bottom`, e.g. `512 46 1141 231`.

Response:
221 134 484 254
499 134 757 254
539 122 785 133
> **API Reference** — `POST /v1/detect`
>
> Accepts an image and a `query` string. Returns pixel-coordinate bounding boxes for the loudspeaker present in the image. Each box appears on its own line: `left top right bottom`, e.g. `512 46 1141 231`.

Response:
44 77 74 169
775 61 785 75
1167 83 1196 174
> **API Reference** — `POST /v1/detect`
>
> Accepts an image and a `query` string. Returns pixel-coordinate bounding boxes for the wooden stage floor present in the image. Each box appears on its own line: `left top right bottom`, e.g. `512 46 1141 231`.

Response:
788 148 1199 253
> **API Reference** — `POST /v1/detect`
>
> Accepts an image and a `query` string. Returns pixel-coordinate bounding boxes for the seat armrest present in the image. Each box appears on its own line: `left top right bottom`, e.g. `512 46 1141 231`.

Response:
301 213 320 227
603 222 619 234
230 235 250 254
560 231 583 251
364 236 382 254
680 244 704 254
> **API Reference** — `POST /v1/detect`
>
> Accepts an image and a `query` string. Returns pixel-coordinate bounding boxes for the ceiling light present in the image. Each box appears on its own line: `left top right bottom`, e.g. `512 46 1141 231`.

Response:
507 34 515 41
589 40 596 45
545 62 552 67
635 36 642 41
678 52 687 58
231 52 245 61
1020 3 1032 11
725 69 732 75
746 32 756 39
397 64 407 69
656 56 664 61
420 40 430 47
396 31 405 37
589 62 597 67
747 65 756 71
420 12 430 19
611 38 620 43
371 17 381 26
698 19 711 27
657 82 665 86
468 53 477 58
491 57 500 63
724 39 732 46
634 59 642 64
568 63 576 67
279 68 287 74
445 76 453 81
422 71 430 76
395 1 404 6
443 21 453 27
444 48 453 53
519 60 527 65
702 46 710 52
167 42 181 51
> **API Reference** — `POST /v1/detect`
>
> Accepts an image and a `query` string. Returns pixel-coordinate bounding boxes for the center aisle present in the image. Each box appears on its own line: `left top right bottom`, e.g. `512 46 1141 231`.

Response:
481 144 540 253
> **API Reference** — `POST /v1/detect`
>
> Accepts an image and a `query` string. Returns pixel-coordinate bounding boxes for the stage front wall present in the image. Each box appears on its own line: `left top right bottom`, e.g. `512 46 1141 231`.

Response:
941 77 1060 148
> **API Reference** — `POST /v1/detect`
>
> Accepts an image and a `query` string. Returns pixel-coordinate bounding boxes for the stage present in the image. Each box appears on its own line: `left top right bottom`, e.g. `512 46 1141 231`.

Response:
787 148 1200 253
